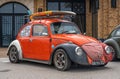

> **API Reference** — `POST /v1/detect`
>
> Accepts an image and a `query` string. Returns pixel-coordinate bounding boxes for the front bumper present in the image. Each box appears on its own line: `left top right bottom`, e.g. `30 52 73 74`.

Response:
63 43 112 66
73 53 112 66
71 43 113 66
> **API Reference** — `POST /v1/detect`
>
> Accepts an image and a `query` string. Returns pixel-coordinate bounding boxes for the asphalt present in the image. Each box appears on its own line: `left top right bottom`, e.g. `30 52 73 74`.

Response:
0 48 7 58
0 48 120 79
0 58 120 79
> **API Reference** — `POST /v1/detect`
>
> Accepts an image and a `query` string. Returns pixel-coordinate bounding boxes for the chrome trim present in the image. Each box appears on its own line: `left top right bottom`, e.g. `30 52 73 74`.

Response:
22 58 50 65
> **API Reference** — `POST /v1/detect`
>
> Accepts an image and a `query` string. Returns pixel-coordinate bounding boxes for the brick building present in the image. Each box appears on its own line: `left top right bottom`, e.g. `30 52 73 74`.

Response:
0 0 120 47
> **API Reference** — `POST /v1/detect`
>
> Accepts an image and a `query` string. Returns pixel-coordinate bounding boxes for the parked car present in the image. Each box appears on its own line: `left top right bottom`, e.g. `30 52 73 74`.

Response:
7 11 113 71
104 25 120 60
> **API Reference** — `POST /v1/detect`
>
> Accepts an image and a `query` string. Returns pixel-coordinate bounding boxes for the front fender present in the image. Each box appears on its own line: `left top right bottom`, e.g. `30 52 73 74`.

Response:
7 40 23 60
104 39 120 58
49 43 88 65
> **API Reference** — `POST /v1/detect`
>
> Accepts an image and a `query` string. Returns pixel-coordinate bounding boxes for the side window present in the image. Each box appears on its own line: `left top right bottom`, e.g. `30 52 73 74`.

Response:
33 24 48 36
20 25 31 37
115 29 120 36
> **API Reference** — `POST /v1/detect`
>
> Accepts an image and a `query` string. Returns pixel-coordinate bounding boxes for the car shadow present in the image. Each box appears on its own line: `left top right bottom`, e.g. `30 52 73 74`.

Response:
111 59 120 62
68 65 111 72
17 61 55 69
11 61 112 72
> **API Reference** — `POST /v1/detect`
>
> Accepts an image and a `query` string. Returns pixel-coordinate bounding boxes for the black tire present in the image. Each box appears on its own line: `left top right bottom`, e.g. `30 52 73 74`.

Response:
53 49 71 71
8 46 19 63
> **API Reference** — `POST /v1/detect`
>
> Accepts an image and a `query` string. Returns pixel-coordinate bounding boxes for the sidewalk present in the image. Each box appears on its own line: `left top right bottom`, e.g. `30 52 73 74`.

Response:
0 48 7 58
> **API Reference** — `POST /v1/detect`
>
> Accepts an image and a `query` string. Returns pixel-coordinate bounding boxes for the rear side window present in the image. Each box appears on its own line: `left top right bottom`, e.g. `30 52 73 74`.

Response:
20 25 31 37
33 24 48 36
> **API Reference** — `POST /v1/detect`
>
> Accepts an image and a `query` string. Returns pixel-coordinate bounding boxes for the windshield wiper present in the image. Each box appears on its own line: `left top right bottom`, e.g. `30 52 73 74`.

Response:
61 31 69 34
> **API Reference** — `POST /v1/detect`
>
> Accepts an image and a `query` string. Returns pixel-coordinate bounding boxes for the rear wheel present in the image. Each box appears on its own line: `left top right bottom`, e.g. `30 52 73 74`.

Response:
8 46 19 63
53 49 71 71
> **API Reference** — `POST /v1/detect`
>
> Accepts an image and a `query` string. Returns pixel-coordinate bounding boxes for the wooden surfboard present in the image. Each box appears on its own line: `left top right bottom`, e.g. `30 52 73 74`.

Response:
30 11 76 20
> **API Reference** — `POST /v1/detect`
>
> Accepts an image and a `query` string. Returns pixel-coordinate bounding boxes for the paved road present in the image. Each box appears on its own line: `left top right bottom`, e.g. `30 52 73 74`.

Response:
0 58 120 79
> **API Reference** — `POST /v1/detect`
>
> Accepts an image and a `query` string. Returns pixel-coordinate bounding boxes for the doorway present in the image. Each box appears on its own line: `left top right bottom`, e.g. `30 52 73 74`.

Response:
0 2 29 47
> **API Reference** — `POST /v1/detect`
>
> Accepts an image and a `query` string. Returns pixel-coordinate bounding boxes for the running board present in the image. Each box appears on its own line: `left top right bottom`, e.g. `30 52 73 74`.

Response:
22 58 50 65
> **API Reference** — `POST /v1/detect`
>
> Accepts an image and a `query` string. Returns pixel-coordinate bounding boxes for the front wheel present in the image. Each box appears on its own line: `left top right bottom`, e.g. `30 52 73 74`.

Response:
53 49 71 71
8 46 19 63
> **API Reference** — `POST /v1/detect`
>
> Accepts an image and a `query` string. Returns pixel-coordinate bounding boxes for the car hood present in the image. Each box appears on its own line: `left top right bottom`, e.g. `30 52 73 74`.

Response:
52 34 109 61
52 34 99 46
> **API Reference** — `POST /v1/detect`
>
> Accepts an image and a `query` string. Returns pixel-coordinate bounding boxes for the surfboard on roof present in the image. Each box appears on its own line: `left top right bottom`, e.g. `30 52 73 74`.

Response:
30 11 76 20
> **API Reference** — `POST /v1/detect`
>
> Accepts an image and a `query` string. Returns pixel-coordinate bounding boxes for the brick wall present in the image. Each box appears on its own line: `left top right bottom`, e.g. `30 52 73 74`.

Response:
34 0 46 12
86 0 120 39
98 0 120 39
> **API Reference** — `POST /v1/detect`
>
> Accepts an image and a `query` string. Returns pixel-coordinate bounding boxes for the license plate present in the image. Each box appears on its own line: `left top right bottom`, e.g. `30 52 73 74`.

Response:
92 61 104 65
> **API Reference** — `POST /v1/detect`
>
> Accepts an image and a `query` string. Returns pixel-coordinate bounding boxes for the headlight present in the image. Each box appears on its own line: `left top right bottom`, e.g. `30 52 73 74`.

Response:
75 47 83 56
105 46 113 54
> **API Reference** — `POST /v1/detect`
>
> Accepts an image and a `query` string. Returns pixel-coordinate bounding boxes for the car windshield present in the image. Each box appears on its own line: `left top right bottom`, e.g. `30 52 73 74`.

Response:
50 22 81 34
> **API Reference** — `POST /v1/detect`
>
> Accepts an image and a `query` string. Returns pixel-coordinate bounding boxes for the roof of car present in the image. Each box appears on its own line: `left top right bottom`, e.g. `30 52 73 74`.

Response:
29 18 70 25
114 24 120 29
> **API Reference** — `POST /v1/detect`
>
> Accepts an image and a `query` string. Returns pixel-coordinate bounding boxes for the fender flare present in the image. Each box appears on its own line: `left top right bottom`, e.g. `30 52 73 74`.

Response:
49 43 88 65
104 39 120 58
7 40 23 60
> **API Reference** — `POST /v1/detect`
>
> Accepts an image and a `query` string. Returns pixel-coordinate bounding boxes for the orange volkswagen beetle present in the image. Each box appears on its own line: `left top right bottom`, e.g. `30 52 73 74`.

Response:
7 11 113 71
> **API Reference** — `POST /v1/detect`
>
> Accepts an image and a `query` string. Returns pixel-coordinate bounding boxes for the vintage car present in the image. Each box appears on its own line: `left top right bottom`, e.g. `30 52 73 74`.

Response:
104 25 120 60
7 11 113 71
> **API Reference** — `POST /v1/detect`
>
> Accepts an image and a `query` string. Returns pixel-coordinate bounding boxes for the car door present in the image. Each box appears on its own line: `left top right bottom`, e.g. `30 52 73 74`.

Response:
30 24 51 60
18 24 33 59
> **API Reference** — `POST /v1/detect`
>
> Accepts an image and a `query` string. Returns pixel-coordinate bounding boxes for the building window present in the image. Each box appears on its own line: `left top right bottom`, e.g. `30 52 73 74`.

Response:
47 2 59 10
47 0 86 33
111 0 116 8
73 3 85 14
60 2 72 11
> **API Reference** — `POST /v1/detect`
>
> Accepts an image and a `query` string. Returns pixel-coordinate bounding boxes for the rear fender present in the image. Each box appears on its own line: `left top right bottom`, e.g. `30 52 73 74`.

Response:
7 40 23 60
